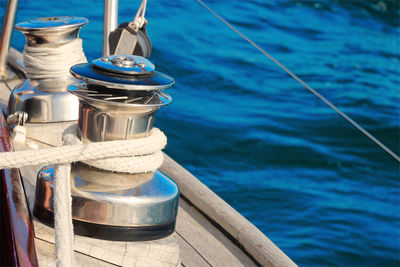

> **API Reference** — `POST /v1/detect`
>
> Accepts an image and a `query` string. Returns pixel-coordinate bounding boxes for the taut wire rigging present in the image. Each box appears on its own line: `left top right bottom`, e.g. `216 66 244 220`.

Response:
196 0 400 162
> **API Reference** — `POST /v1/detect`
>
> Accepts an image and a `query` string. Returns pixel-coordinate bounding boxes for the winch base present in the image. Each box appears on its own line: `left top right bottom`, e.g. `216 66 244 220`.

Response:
34 164 180 241
33 205 176 241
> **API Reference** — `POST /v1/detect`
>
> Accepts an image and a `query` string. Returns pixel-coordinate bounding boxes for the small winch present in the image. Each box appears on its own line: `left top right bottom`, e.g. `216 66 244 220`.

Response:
8 16 88 123
69 54 174 141
34 54 179 241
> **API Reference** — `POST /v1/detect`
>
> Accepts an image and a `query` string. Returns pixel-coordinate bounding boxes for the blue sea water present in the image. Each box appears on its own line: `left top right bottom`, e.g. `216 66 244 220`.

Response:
1 0 399 266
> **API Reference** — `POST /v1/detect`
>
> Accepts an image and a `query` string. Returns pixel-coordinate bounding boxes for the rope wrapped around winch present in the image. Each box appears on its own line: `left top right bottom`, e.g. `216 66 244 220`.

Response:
0 127 167 173
23 38 87 79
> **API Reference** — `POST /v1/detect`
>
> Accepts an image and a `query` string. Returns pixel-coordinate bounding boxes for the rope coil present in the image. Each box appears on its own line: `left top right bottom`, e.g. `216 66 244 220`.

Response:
1 127 167 173
23 38 87 79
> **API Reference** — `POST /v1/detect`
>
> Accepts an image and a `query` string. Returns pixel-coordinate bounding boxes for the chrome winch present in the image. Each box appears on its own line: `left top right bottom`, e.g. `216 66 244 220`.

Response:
8 16 87 122
69 54 173 141
34 54 179 241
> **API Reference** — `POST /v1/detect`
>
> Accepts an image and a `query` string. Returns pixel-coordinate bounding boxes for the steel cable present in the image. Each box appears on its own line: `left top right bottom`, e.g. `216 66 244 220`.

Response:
196 0 400 162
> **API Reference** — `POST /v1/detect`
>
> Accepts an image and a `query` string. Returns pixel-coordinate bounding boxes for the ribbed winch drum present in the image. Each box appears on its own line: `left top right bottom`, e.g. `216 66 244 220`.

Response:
68 54 174 142
8 16 88 122
34 55 179 241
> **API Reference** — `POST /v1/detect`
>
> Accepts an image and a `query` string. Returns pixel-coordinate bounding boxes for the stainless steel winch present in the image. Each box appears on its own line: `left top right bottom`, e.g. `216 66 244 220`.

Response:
8 16 87 122
69 54 174 141
34 54 179 241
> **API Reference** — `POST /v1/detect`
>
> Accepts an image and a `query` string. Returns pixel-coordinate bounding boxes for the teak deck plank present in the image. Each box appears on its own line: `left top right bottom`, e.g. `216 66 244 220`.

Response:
1 77 257 266
35 238 118 267
175 233 210 267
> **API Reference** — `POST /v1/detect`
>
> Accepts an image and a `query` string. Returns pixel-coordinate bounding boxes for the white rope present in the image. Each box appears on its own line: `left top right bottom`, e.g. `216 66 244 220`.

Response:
53 134 80 267
0 128 166 172
23 38 87 79
84 151 164 173
54 163 74 267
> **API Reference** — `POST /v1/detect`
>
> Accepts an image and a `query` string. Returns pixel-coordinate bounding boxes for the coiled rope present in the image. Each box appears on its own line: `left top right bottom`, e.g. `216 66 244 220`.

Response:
196 0 400 162
23 38 86 79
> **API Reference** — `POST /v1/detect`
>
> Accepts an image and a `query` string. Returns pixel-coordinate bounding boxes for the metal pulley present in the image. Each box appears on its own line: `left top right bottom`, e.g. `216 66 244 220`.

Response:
108 22 152 57
107 0 152 57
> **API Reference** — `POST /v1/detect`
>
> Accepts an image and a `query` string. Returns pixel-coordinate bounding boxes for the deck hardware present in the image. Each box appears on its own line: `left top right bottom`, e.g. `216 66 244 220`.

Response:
34 54 179 241
7 16 88 123
107 0 152 57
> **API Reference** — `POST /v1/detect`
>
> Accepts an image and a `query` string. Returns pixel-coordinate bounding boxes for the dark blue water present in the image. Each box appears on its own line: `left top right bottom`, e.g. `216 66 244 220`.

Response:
1 0 399 265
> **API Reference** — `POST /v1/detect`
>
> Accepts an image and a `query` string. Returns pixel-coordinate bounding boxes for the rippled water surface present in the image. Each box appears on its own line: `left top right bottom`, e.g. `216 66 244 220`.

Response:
2 0 400 265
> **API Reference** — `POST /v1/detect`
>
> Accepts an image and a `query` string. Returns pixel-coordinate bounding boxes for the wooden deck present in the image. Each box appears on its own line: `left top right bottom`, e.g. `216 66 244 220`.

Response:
0 72 258 266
